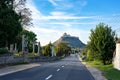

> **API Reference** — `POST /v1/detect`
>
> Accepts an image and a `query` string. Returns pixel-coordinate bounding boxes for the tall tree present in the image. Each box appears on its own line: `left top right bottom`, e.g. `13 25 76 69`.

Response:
13 0 32 27
23 30 37 52
0 0 22 47
0 0 32 48
87 23 116 65
16 30 37 52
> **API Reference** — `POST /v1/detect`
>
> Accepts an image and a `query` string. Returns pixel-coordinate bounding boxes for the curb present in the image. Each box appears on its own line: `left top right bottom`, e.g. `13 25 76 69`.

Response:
77 55 107 80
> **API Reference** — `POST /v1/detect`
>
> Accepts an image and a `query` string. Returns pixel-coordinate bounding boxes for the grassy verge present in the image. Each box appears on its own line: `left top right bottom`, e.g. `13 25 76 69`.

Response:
86 61 120 80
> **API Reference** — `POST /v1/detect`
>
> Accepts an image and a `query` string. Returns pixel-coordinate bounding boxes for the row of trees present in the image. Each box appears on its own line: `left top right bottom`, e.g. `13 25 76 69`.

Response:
16 30 37 52
42 42 71 57
83 23 117 65
0 0 35 52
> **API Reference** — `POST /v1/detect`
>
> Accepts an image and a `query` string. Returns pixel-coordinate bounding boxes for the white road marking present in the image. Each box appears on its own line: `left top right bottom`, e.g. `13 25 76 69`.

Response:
57 69 60 71
45 75 53 80
62 66 64 67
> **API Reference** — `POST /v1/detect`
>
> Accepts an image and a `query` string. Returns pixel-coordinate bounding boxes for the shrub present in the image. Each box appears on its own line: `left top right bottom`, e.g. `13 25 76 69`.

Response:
0 48 8 54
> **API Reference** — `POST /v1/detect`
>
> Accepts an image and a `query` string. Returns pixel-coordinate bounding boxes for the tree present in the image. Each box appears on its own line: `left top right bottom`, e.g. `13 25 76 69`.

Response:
0 0 32 48
0 0 23 47
16 30 37 52
87 23 116 65
13 0 32 27
55 42 71 57
42 42 52 56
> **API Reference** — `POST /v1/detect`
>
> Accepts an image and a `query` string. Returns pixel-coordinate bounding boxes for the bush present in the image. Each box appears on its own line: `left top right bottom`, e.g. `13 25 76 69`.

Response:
0 48 8 54
28 53 39 58
86 50 94 61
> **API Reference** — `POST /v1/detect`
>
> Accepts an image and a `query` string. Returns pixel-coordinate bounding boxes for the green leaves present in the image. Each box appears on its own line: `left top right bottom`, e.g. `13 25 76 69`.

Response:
87 23 116 65
0 0 22 47
0 0 32 48
55 42 71 56
42 42 52 56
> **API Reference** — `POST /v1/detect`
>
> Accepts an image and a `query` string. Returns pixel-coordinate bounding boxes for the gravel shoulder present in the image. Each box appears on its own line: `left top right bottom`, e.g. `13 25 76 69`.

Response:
78 55 107 80
82 62 107 80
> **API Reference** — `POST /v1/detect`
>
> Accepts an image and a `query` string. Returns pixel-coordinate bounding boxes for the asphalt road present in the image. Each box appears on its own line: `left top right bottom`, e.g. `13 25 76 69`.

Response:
0 54 95 80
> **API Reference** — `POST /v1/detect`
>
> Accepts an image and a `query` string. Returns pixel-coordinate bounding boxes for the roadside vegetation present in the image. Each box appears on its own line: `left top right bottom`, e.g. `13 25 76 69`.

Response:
42 42 71 57
81 23 119 80
86 23 116 65
0 0 32 49
86 61 120 80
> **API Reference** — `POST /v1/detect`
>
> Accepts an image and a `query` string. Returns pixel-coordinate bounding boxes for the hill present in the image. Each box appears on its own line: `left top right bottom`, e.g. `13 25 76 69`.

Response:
53 33 86 48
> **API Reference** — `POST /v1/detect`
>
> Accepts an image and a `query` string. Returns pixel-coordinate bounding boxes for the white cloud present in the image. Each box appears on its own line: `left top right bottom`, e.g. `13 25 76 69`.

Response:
29 27 61 46
29 26 90 46
48 0 58 6
26 0 43 20
50 11 66 16
26 0 91 46
36 16 97 20
37 22 97 25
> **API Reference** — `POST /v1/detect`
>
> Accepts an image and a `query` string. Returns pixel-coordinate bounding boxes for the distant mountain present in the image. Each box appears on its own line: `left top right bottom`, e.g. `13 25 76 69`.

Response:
53 33 86 48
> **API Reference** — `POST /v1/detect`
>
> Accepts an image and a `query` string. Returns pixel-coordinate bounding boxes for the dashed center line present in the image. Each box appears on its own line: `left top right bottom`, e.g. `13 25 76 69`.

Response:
45 75 53 80
57 69 60 71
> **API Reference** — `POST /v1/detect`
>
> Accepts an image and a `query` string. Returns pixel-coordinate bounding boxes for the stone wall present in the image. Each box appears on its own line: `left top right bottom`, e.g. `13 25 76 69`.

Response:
0 56 24 64
0 55 62 65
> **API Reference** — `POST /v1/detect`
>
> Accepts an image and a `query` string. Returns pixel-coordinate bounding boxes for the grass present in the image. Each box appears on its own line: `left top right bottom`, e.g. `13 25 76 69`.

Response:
86 60 120 80
13 52 40 58
28 53 40 58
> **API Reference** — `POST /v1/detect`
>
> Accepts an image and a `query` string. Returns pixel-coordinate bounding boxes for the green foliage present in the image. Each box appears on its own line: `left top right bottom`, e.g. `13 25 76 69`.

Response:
82 48 87 56
87 23 116 65
0 0 32 48
86 50 94 61
28 53 39 58
13 51 23 57
0 0 22 47
55 42 71 56
105 68 120 80
23 30 37 52
13 53 21 57
15 30 37 52
0 48 8 54
86 61 120 80
42 42 52 56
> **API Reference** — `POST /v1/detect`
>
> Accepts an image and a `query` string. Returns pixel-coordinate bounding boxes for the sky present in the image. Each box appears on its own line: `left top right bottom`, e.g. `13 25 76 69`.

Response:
26 0 120 46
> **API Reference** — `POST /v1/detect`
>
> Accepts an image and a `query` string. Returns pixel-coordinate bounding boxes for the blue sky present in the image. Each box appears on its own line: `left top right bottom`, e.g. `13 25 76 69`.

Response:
26 0 120 46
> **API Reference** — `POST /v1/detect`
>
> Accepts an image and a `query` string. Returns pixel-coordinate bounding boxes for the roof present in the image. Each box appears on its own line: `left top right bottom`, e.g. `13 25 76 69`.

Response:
116 39 120 43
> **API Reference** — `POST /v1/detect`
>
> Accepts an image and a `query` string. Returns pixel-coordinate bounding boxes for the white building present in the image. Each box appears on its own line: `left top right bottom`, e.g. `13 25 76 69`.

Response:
113 39 120 70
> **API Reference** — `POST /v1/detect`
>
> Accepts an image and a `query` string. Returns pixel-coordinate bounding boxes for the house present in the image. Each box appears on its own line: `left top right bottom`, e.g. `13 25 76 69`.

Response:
113 39 120 70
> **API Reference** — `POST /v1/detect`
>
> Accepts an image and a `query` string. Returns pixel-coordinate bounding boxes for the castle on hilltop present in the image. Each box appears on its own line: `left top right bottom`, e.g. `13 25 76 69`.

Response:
62 33 79 39
54 32 86 48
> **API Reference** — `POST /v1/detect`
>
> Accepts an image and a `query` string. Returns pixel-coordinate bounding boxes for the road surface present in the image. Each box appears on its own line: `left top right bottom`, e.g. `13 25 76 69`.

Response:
0 54 95 80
